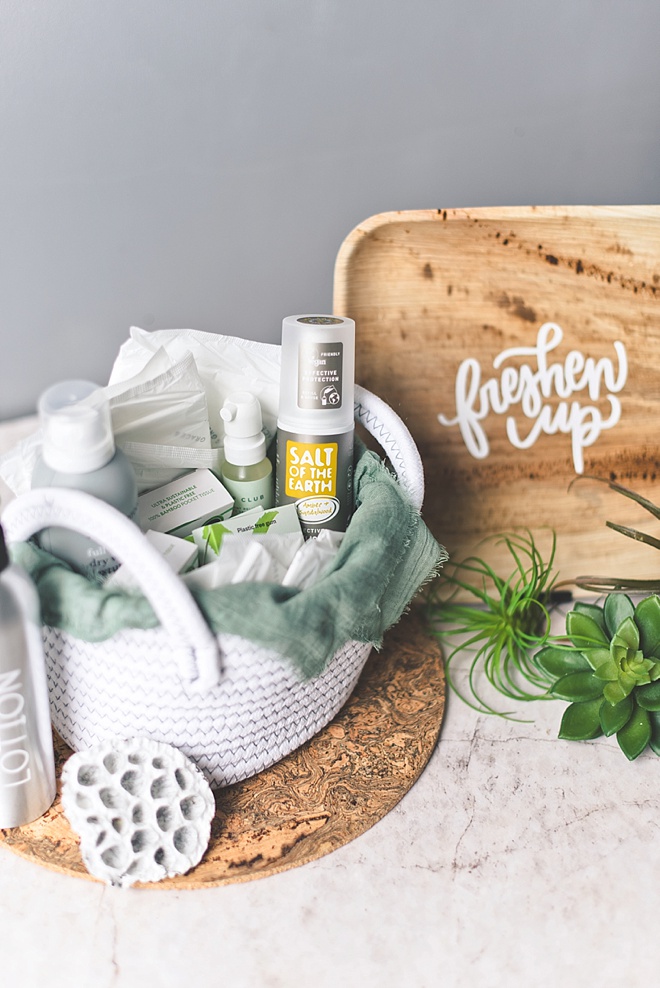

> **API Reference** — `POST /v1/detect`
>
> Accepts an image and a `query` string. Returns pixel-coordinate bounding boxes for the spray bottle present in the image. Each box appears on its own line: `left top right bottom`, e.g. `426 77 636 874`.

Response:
276 314 355 538
220 392 274 515
0 524 56 827
31 380 138 580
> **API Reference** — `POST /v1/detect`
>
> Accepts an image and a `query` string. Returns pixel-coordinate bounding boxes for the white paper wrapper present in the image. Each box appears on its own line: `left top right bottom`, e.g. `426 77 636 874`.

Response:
283 529 344 589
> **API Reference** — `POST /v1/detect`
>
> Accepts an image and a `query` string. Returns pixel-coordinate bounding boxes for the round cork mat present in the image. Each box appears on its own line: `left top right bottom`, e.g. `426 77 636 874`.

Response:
0 607 444 888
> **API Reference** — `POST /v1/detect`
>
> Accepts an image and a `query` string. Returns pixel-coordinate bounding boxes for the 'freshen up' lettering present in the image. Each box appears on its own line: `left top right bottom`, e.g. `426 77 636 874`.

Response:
438 323 628 473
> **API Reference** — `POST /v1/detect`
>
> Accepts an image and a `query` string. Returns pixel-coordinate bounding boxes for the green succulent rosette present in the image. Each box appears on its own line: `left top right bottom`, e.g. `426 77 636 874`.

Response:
535 594 660 760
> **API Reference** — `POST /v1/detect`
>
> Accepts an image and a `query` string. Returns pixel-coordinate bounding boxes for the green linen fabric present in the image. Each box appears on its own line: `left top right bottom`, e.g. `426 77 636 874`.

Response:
11 448 447 678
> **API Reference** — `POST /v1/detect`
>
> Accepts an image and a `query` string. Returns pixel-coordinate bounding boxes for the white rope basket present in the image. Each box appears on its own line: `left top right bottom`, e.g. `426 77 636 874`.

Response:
2 387 424 789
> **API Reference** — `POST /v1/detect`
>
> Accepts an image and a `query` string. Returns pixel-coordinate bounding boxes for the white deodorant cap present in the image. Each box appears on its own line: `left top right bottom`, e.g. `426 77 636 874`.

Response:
277 314 355 434
39 380 116 474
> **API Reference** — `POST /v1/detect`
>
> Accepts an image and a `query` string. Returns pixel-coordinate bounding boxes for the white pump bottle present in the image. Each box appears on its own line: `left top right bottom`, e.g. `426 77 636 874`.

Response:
31 380 138 580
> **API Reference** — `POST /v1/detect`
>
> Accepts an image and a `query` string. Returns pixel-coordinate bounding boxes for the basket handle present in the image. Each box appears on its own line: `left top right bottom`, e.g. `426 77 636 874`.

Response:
354 385 424 510
1 487 222 694
1 389 424 692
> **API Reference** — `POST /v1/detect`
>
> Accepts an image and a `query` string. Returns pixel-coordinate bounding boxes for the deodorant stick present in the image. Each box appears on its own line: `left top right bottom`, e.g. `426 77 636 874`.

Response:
276 314 355 539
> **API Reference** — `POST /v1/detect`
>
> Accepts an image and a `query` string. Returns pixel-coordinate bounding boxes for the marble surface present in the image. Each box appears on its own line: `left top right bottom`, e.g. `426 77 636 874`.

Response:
2 416 660 987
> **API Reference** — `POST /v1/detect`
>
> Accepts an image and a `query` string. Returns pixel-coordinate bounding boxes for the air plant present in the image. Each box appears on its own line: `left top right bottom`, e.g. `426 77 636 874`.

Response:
426 478 660 759
574 476 660 594
426 531 561 718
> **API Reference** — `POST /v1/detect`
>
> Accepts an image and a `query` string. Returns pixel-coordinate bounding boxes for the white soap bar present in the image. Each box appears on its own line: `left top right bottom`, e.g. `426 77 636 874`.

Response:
138 469 234 537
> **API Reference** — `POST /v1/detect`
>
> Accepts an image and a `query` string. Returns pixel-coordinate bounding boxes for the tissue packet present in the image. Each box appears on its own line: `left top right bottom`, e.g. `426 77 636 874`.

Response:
188 504 302 562
138 469 234 537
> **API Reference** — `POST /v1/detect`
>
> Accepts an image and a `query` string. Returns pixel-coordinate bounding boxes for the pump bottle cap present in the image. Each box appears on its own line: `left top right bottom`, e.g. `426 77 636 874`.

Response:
39 380 116 474
220 391 267 466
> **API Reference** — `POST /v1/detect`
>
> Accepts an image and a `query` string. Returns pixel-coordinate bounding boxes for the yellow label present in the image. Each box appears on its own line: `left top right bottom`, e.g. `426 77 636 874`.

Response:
285 441 337 498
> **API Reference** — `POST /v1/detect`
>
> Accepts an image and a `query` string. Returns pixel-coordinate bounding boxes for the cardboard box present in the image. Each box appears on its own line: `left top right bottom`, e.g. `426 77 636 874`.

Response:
138 469 234 537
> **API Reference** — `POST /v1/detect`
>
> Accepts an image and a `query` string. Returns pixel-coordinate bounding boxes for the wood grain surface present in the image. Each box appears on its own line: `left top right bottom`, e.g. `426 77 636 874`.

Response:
0 606 445 888
335 206 660 592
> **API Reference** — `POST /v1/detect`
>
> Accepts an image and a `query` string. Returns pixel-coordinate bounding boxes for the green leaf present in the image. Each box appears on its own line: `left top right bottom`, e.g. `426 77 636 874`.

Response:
603 594 635 638
551 671 604 703
617 703 651 760
619 671 638 693
599 695 633 736
594 657 618 682
606 521 660 551
566 610 609 649
604 680 628 704
648 711 660 756
559 699 603 741
574 601 607 637
635 596 660 659
576 475 660 520
613 616 640 651
582 647 612 672
202 522 231 555
636 680 660 711
253 510 280 534
534 646 590 679
576 577 660 595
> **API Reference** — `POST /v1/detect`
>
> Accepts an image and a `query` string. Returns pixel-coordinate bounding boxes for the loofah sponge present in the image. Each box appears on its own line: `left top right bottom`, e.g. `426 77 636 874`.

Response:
61 737 216 887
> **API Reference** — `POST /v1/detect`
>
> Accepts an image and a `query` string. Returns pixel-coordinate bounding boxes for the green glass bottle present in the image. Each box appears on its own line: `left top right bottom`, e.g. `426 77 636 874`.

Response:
220 392 274 515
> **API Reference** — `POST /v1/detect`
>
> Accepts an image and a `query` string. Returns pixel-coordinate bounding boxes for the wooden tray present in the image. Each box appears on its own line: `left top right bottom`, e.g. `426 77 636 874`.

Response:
335 206 660 590
0 607 444 888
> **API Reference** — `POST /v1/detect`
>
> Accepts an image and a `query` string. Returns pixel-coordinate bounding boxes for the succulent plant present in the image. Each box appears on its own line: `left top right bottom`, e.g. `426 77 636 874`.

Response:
535 593 660 760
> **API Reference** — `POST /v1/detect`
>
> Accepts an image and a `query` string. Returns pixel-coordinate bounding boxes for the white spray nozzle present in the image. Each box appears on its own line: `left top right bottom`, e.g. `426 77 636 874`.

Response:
220 392 263 437
220 392 267 466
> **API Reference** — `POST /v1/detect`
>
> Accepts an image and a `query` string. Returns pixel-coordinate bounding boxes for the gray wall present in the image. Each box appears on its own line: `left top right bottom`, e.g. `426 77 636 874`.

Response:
1 0 659 419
